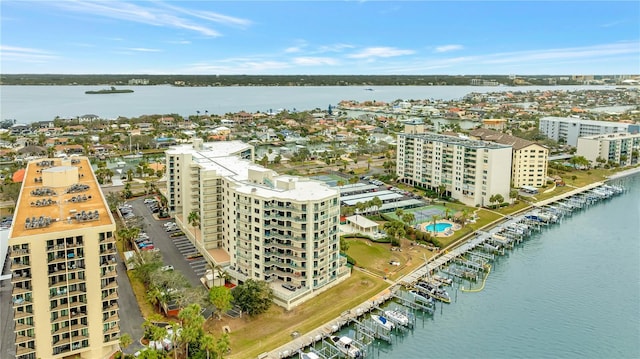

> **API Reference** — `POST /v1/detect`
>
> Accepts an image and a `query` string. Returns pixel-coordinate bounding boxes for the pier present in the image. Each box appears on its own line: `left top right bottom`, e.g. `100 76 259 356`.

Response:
264 182 625 359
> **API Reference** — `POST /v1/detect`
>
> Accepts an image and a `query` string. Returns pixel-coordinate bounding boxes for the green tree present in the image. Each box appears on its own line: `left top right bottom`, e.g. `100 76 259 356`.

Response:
215 333 231 358
188 210 201 246
178 304 205 359
208 286 233 320
232 279 273 316
509 189 518 204
119 333 132 352
401 212 415 226
200 334 216 359
340 237 350 253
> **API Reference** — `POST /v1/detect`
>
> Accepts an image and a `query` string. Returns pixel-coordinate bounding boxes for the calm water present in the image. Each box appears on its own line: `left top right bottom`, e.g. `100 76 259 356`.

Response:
0 85 618 124
372 174 639 359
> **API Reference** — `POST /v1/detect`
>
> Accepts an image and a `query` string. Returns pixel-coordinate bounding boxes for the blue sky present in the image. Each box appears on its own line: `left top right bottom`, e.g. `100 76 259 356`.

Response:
1 1 639 75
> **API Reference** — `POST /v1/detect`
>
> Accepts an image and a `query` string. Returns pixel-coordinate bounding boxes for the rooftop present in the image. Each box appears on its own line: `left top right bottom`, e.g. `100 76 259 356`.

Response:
469 128 543 150
400 132 511 150
10 157 114 239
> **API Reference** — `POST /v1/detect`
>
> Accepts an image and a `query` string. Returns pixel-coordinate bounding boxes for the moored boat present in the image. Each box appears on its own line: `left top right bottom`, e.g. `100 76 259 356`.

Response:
408 288 434 305
371 314 394 331
383 309 409 326
300 351 320 359
416 281 451 303
330 336 362 358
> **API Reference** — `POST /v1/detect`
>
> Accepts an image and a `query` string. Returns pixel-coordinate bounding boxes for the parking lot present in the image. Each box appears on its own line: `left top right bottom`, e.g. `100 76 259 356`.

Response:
123 198 209 288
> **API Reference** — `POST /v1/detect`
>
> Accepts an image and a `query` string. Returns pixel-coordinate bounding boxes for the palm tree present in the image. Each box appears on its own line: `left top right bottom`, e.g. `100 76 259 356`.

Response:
509 189 518 204
431 215 440 235
200 334 216 359
215 333 231 358
188 210 201 246
371 196 383 216
119 333 132 353
438 184 447 199
401 212 415 227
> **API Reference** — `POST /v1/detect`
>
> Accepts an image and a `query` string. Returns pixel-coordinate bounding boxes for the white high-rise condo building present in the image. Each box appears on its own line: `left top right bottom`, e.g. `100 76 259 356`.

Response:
539 116 631 147
165 140 349 309
397 133 512 207
576 132 640 167
9 157 119 359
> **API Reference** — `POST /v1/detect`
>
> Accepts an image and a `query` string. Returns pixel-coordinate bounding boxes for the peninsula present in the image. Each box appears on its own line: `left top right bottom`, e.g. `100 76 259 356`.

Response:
85 86 134 94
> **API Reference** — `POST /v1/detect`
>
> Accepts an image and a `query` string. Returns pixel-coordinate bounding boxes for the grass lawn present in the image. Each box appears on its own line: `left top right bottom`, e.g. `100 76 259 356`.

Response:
344 237 435 280
127 272 159 319
208 270 388 359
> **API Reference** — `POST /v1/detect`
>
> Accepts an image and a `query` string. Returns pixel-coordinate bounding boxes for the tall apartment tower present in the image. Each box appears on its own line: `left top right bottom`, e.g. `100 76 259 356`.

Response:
397 133 512 207
165 140 349 309
9 157 119 359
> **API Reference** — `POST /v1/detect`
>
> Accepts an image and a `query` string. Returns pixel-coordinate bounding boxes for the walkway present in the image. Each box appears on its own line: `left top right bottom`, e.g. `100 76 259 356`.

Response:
263 181 619 359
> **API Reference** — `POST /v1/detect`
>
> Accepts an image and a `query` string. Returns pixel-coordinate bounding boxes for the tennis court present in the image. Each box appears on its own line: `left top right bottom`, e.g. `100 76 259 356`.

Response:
311 173 347 187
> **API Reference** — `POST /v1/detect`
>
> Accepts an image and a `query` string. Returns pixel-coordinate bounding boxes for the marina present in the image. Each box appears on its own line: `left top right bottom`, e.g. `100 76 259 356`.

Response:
265 180 629 359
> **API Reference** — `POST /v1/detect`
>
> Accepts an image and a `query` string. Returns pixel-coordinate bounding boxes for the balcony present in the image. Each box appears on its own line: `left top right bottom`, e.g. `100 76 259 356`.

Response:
12 286 32 296
103 290 118 301
52 314 71 324
15 345 36 357
15 334 34 344
102 270 117 279
101 280 118 290
13 310 33 320
104 325 120 336
104 313 120 323
11 261 31 270
14 322 34 332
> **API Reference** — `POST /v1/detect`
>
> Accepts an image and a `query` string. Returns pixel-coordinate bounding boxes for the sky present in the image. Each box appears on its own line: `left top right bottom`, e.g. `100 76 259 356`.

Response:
1 1 639 75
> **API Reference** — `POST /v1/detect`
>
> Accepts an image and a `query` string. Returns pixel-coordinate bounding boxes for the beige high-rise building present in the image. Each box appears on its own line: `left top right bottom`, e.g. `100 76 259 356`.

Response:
165 140 349 309
397 133 512 207
9 157 119 359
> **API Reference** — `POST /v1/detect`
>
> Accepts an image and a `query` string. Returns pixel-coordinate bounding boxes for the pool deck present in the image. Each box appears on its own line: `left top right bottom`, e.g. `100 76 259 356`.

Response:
418 220 460 237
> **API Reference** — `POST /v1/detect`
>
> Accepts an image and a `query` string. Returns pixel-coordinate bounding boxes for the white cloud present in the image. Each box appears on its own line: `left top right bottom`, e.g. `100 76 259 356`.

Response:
125 47 163 52
292 57 339 66
0 45 58 63
52 1 222 37
285 46 303 53
347 47 415 59
317 44 354 53
479 41 639 65
435 44 463 53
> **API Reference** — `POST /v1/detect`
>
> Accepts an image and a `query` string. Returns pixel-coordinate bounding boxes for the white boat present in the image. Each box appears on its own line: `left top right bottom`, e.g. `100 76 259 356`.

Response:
330 336 362 358
384 309 409 326
300 351 321 359
371 314 394 330
408 289 434 305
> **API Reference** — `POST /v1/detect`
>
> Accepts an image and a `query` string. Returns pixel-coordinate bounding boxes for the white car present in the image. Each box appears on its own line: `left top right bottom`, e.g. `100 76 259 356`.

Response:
163 222 176 228
160 265 174 272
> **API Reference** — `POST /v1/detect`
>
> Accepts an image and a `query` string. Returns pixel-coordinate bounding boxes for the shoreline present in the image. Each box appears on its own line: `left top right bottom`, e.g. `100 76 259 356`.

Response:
263 178 630 358
605 165 640 181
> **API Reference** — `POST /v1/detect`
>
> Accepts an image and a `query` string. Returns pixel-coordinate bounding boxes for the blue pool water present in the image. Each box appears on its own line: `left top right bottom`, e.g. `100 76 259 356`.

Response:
425 222 452 233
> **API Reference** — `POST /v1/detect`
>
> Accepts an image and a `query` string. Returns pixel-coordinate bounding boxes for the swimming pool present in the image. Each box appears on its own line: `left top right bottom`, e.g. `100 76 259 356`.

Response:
425 222 453 233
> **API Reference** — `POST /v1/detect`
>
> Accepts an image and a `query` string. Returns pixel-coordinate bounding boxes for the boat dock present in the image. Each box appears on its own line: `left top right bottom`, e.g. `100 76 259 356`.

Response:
263 182 625 359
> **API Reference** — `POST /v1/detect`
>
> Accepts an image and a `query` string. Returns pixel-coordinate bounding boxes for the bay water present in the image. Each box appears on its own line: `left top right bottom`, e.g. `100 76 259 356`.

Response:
371 173 639 359
0 85 618 124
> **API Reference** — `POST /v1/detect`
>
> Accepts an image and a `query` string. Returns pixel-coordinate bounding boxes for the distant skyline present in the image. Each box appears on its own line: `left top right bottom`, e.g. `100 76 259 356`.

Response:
1 1 639 75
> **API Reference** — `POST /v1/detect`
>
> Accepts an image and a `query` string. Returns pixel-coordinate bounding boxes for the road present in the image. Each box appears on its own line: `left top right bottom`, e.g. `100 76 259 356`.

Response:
127 197 205 288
